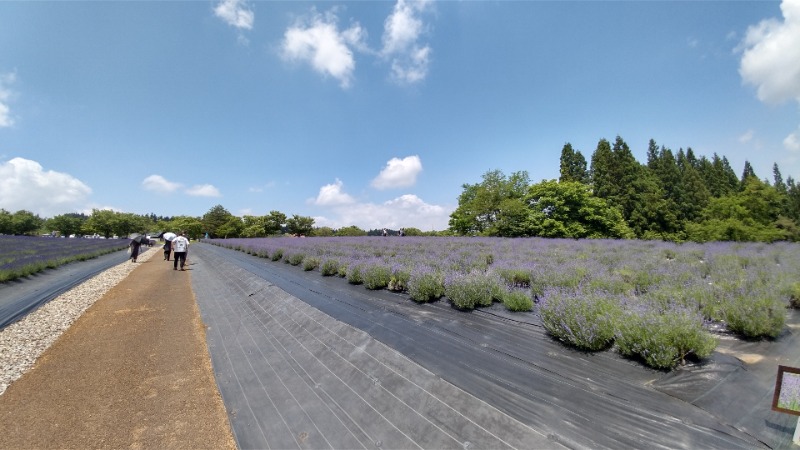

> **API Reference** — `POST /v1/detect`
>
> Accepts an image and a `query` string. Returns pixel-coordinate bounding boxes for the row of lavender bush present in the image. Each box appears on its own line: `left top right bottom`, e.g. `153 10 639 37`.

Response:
208 236 800 370
0 235 130 282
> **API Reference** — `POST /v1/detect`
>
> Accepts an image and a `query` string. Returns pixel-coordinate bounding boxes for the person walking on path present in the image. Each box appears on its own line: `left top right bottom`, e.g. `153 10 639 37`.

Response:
172 232 189 271
163 239 172 261
129 239 142 263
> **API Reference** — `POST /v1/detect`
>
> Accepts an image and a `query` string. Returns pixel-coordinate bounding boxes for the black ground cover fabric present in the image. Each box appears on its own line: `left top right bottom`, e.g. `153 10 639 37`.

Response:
192 243 798 449
0 249 131 329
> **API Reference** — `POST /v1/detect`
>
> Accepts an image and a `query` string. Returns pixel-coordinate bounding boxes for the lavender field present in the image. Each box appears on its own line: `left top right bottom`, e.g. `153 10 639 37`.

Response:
210 236 800 370
0 235 130 283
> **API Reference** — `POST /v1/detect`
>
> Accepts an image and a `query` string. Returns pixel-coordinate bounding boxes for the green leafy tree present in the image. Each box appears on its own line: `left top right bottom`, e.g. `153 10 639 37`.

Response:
448 170 530 235
0 209 14 234
170 216 203 239
314 226 335 237
686 178 788 242
46 214 86 237
11 210 43 235
525 180 634 239
217 216 244 238
286 214 315 236
113 212 148 238
241 215 267 238
202 205 233 238
336 225 367 236
787 177 800 221
84 209 117 238
491 198 531 237
264 210 287 235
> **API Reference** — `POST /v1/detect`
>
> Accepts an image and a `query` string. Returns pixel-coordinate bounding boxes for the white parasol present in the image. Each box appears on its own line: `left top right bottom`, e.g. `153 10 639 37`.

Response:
162 232 177 241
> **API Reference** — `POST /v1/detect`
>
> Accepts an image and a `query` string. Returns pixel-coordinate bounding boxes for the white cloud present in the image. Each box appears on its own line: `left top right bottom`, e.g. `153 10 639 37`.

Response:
311 178 356 206
186 184 222 197
214 0 254 30
371 155 423 190
785 128 800 152
0 158 91 217
281 9 366 89
738 0 800 104
314 193 451 231
739 129 755 143
142 174 183 193
0 72 17 128
381 0 433 84
310 176 451 230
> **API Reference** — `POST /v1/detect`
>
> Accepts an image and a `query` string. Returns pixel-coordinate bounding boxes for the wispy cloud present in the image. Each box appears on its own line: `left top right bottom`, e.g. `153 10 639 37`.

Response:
186 184 222 197
142 174 183 194
214 0 254 30
371 155 423 190
785 128 800 152
281 8 367 89
381 0 433 84
0 72 17 128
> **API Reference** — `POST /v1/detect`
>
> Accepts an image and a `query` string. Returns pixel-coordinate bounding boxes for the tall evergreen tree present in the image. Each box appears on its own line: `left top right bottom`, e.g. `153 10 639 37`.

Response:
741 160 757 186
677 160 711 223
559 143 588 183
773 163 787 194
590 138 614 199
721 156 740 195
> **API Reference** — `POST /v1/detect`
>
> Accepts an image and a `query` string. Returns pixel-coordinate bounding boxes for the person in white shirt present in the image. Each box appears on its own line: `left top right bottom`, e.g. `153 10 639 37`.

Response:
172 231 189 271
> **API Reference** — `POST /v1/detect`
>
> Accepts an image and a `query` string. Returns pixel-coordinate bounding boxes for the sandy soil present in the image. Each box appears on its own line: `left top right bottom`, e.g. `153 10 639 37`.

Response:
0 252 236 449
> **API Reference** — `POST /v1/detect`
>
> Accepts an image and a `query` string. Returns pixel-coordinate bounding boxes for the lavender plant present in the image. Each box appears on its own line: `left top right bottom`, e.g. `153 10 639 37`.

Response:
538 288 621 351
615 305 718 369
501 289 533 312
407 267 445 302
0 236 130 283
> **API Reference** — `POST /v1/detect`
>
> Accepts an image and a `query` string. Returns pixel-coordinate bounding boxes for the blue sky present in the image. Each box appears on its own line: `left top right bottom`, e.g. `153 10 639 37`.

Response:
1 0 799 231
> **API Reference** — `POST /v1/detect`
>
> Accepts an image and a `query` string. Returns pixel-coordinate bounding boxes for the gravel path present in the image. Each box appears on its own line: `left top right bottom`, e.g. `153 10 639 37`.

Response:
0 249 157 395
0 247 235 449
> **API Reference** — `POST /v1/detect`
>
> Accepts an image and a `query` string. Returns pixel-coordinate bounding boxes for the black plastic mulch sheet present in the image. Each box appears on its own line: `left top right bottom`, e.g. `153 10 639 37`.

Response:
191 243 799 450
0 249 132 329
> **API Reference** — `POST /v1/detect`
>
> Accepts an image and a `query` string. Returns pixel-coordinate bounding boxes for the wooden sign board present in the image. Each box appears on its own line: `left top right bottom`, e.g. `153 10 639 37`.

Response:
773 365 800 416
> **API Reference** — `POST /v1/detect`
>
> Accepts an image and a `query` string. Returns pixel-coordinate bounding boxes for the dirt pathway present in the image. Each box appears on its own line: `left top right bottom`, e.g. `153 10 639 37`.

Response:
0 251 236 449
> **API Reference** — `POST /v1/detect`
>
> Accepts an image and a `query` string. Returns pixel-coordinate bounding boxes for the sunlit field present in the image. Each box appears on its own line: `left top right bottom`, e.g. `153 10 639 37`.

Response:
0 235 129 283
210 236 800 370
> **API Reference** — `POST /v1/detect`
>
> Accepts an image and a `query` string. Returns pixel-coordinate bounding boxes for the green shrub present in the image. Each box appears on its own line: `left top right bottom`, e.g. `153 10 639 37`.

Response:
346 263 365 285
407 270 445 302
363 265 392 290
496 268 531 288
502 289 533 312
270 248 284 261
539 290 621 351
302 256 320 271
789 283 800 308
616 306 718 369
388 267 411 292
724 291 786 338
286 252 305 266
445 271 502 310
320 258 340 276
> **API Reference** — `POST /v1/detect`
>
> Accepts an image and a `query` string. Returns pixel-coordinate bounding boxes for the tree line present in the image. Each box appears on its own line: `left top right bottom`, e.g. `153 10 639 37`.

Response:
1 204 433 240
449 136 800 242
